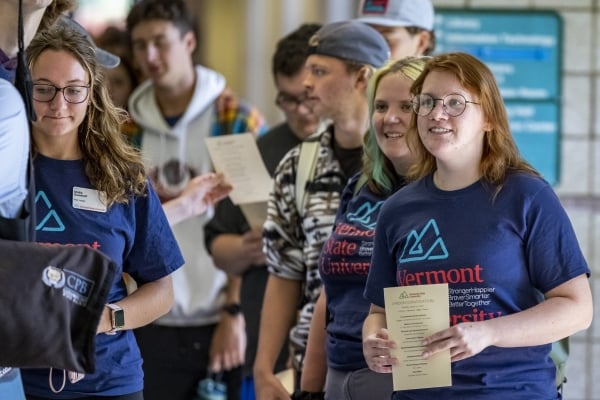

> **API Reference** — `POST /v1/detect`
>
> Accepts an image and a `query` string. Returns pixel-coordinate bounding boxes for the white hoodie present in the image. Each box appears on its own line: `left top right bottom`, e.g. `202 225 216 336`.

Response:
128 65 227 326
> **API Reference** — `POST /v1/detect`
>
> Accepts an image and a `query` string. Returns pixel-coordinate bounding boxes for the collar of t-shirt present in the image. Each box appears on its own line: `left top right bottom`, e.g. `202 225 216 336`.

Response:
164 114 182 128
332 138 363 179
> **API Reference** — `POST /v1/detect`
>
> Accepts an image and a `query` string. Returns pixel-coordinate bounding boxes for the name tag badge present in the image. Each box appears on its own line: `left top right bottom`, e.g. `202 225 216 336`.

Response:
72 186 107 213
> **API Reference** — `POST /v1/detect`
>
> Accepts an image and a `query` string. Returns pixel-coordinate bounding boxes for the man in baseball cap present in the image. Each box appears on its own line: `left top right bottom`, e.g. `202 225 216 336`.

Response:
307 20 390 68
356 0 436 58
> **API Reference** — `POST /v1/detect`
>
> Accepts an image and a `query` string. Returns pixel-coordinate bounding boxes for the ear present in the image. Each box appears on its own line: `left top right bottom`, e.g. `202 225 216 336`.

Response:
415 31 431 55
354 66 371 90
483 120 493 133
183 31 197 55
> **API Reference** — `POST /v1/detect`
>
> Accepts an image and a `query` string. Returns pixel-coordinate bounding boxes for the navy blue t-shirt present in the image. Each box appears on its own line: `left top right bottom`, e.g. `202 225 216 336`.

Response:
365 173 590 400
22 155 184 398
320 174 403 370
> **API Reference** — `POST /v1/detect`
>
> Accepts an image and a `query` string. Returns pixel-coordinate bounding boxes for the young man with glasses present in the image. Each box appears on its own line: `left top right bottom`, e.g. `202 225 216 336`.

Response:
204 23 322 400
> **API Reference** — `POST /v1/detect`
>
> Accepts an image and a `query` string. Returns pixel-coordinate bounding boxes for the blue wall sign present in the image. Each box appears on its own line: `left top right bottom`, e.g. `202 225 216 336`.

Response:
434 10 562 184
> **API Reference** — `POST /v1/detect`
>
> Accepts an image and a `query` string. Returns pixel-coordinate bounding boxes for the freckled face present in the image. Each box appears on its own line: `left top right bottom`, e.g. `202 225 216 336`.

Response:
416 69 489 166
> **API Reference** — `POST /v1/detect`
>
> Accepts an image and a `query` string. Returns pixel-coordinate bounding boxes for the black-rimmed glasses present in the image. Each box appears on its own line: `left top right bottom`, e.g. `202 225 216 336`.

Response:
275 92 309 112
412 93 479 117
32 84 90 104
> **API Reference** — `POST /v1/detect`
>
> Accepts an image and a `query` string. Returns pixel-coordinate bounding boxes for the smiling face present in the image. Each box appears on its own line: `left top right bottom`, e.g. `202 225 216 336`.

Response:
416 69 490 169
371 71 417 175
31 49 89 154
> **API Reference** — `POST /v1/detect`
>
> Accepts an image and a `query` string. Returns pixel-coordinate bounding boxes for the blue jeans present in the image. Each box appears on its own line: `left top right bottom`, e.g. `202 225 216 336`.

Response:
0 368 26 400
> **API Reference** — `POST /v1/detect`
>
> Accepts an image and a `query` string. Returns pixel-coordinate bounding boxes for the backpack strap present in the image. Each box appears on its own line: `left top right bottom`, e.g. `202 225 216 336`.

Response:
295 140 320 217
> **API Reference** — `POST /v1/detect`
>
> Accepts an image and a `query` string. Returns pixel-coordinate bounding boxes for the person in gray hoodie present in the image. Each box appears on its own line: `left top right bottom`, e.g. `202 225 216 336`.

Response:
126 1 268 400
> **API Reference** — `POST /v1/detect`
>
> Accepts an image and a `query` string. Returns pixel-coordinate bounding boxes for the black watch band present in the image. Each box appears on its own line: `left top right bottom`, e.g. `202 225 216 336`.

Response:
222 303 242 316
292 390 325 400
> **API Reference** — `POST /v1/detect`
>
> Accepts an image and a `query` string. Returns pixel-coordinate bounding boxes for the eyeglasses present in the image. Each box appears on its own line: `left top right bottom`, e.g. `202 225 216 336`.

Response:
412 93 479 117
32 84 90 104
275 92 309 111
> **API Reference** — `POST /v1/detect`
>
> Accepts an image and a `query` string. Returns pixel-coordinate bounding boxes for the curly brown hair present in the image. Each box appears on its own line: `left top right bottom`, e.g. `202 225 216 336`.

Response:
27 24 148 206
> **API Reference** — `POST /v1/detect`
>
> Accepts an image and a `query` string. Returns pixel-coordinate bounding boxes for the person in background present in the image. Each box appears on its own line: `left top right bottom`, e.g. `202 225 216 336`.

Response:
0 0 78 230
363 52 593 399
20 24 185 399
0 0 76 81
302 56 428 400
303 1 438 395
1 2 75 398
95 25 142 143
356 0 435 59
204 22 322 400
0 79 29 400
253 21 389 400
95 25 140 111
126 1 268 399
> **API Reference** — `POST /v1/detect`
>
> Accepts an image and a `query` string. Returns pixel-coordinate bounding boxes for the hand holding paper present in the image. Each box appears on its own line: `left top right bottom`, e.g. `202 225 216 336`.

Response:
205 133 272 229
384 283 452 391
163 172 232 226
204 133 273 205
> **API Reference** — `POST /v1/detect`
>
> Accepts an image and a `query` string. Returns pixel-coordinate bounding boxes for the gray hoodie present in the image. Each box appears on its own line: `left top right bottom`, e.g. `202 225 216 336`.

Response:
128 65 227 326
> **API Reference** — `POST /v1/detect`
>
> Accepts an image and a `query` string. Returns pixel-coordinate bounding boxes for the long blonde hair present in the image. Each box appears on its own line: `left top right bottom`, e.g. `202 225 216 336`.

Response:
27 25 147 206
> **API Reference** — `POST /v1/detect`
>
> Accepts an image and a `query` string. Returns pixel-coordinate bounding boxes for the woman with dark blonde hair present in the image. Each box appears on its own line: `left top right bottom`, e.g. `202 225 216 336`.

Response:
363 52 593 399
20 25 188 400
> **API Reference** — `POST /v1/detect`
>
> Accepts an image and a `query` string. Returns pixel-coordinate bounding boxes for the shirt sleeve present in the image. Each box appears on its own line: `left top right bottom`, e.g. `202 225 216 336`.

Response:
204 197 249 253
263 148 306 280
0 79 28 218
525 184 591 293
124 179 184 284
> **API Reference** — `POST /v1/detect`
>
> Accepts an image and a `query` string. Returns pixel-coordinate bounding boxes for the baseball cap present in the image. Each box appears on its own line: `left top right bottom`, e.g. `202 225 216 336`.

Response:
307 21 390 68
356 0 435 31
59 16 121 69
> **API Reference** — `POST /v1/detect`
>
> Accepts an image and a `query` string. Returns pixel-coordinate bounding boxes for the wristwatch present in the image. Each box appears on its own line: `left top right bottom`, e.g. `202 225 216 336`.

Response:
105 303 125 335
222 303 242 316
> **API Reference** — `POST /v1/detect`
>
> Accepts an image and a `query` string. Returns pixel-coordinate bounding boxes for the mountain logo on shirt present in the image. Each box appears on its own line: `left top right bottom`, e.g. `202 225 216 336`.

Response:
35 191 66 232
347 201 384 229
399 219 448 263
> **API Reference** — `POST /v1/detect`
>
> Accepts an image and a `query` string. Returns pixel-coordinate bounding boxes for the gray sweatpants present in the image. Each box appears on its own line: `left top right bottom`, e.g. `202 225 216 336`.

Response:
325 367 393 400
